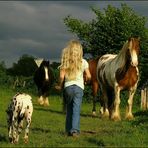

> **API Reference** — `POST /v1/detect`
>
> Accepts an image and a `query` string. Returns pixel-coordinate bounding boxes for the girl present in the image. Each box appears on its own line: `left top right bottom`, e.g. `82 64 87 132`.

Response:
56 40 91 137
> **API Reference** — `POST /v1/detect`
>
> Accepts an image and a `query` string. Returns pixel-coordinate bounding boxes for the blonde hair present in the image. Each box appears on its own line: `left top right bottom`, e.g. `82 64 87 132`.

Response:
59 40 83 80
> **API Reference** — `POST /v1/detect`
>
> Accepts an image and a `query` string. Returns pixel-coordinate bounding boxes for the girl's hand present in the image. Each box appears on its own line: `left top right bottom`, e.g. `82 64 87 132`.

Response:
55 85 62 90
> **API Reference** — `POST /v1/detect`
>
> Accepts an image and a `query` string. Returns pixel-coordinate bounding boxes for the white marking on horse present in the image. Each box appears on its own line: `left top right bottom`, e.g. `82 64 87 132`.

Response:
129 40 138 67
44 67 49 80
34 59 43 67
131 50 138 67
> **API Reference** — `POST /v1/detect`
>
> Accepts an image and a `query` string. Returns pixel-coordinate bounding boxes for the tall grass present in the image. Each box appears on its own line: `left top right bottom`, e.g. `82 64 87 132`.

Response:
0 86 148 147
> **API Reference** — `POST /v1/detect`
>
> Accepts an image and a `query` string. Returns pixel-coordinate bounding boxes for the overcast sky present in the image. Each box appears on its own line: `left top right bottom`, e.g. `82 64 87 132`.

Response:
0 1 148 68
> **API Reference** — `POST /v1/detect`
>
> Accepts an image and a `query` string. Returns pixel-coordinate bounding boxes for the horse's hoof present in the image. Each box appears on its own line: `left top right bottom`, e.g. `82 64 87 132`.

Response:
92 111 97 117
101 114 109 119
125 114 134 120
9 137 13 143
13 140 18 144
39 102 44 105
44 101 50 106
24 138 28 144
111 114 121 121
44 103 49 107
38 99 44 105
99 107 104 114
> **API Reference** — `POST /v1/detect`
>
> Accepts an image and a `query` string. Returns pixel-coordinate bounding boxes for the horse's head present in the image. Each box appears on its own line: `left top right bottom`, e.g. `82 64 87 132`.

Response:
40 60 50 68
128 37 140 67
40 60 50 81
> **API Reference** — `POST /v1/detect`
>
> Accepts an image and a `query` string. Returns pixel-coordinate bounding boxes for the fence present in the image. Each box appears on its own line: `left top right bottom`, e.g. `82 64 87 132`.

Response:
141 87 148 110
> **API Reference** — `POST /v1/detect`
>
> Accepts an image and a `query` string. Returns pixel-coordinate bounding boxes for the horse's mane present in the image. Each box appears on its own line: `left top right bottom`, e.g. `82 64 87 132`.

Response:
115 40 131 77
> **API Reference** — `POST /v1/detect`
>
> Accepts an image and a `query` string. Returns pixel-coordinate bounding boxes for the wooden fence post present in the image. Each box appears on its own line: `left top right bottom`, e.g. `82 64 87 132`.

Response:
146 88 148 109
141 87 148 110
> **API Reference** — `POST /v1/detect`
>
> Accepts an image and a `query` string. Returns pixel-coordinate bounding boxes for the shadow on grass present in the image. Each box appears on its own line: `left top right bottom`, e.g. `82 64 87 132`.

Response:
31 127 51 133
34 106 64 115
0 134 7 142
0 124 7 128
34 105 98 119
132 110 148 126
86 137 105 147
80 112 98 118
81 130 97 135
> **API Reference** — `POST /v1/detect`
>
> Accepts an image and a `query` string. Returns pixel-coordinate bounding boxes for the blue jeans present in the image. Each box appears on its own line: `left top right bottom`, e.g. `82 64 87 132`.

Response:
64 85 83 134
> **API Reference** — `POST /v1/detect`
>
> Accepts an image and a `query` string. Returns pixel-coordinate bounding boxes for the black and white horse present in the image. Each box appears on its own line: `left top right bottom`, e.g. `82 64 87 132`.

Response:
34 59 54 106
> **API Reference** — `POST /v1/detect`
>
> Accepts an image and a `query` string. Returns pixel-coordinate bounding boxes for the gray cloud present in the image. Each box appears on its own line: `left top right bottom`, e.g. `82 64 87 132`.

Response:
0 1 147 67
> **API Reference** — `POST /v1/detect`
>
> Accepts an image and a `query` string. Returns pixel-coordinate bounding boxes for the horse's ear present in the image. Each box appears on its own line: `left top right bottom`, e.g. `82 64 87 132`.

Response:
48 60 50 65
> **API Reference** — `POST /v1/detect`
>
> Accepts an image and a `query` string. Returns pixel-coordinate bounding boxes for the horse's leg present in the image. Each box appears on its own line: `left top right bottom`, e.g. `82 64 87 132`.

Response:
37 89 44 105
44 90 50 106
24 108 33 143
44 97 49 106
100 87 109 118
7 113 13 143
12 120 18 144
92 82 98 116
107 89 114 118
125 86 137 120
111 83 121 121
16 120 23 143
38 96 44 105
8 125 13 143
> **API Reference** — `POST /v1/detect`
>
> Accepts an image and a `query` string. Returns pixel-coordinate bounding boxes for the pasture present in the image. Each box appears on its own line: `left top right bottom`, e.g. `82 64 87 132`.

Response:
0 86 148 147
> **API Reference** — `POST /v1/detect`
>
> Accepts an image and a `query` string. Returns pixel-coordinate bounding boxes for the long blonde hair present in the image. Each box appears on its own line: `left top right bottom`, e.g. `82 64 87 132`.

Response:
59 40 83 80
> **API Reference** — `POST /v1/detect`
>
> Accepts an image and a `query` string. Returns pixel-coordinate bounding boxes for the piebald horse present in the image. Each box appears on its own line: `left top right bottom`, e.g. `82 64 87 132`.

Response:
97 37 140 121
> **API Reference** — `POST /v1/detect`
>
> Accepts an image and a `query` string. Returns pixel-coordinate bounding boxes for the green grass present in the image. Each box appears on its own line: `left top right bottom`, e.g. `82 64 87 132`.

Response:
0 86 148 147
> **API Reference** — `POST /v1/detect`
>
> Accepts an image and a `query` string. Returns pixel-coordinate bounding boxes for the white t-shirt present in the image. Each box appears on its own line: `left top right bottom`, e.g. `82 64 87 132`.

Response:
64 59 89 90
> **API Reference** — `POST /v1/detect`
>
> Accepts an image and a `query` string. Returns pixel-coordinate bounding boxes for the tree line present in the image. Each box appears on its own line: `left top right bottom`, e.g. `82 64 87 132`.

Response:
0 3 147 91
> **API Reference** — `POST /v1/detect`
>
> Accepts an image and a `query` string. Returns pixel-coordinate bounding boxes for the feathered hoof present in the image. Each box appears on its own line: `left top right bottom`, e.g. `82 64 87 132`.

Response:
125 114 134 120
111 114 121 121
13 140 18 144
24 137 28 144
101 114 109 119
9 137 13 143
92 111 97 117
44 100 50 107
100 112 109 119
38 98 44 105
99 107 104 115
100 109 109 118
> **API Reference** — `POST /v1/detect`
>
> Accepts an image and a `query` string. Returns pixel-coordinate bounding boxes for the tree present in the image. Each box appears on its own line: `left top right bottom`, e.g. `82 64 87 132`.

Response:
7 54 37 77
64 3 148 87
0 61 6 81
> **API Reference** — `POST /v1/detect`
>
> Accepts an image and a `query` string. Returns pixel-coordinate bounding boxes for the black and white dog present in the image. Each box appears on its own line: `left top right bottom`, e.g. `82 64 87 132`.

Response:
6 93 33 144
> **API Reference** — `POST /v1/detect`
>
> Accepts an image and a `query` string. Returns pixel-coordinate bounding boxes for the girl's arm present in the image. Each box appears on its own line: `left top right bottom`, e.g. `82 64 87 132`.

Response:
84 68 91 82
55 69 65 90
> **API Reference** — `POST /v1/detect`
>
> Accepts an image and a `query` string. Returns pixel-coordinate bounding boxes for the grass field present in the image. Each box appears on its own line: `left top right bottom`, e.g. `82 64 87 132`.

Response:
0 86 148 147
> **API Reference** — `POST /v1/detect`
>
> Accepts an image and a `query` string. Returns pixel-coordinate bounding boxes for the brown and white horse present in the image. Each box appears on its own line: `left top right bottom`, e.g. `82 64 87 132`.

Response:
97 37 140 121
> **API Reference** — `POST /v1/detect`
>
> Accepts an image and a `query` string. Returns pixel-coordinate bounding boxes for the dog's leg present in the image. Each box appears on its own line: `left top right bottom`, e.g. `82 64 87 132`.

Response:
24 106 33 143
